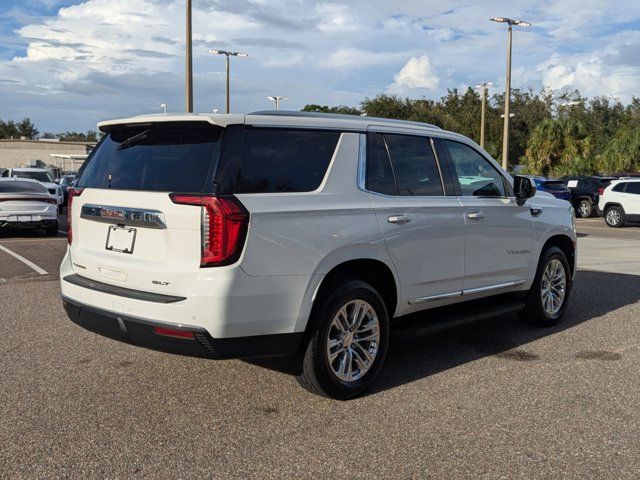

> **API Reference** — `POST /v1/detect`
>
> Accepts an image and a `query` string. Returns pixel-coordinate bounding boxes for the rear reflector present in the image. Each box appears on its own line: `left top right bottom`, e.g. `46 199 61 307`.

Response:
169 193 249 267
152 327 195 340
67 187 84 244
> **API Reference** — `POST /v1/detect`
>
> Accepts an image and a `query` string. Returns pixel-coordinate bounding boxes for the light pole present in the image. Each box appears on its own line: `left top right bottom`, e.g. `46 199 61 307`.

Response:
490 17 531 170
267 96 288 110
475 82 493 149
209 50 248 113
185 0 193 112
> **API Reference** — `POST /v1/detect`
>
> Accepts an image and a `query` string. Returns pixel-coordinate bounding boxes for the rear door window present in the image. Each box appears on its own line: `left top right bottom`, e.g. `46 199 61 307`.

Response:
383 134 443 196
626 183 640 195
77 122 222 192
235 128 340 193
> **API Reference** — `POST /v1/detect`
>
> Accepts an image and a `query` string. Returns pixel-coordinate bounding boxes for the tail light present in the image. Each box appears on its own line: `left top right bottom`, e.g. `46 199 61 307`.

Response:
67 187 84 244
597 187 604 195
169 194 249 267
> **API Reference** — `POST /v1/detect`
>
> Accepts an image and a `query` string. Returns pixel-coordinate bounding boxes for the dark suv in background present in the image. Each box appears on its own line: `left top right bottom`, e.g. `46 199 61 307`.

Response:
560 176 617 218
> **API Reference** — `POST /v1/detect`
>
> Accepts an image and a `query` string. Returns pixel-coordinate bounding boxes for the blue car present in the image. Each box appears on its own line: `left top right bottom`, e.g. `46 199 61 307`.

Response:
531 177 572 201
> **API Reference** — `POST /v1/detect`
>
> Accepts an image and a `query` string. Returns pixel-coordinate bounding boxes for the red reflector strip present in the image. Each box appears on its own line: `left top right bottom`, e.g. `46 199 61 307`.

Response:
152 326 195 340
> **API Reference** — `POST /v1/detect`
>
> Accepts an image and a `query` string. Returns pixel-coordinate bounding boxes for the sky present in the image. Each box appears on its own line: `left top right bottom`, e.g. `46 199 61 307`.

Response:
1 0 640 133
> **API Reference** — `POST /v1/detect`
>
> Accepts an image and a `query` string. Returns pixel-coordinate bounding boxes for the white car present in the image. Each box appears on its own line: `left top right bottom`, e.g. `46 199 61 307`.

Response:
60 111 576 399
1 167 64 212
0 178 59 235
599 178 640 227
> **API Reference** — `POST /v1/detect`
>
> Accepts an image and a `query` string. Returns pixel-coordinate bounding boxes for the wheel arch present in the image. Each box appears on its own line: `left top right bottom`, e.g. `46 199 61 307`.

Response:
540 234 576 277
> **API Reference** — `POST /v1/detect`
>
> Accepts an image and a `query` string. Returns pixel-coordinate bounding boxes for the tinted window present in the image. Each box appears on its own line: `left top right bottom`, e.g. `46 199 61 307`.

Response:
543 181 568 191
77 123 221 192
612 183 626 192
0 180 48 193
383 134 443 196
235 128 340 193
366 133 397 195
626 182 640 194
13 171 53 183
444 140 506 197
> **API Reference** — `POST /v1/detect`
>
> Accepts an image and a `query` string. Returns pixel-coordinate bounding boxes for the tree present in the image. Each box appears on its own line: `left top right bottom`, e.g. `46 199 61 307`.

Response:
302 104 362 115
16 118 39 139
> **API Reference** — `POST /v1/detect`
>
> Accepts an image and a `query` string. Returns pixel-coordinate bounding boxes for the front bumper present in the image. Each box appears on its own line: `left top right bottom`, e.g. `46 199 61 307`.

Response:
62 296 303 359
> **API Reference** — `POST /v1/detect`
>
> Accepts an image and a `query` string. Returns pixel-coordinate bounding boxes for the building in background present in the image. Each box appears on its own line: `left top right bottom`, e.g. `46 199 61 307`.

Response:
0 139 95 175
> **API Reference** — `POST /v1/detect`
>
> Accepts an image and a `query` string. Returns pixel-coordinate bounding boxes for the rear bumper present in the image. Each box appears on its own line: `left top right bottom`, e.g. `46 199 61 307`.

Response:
0 217 57 228
62 296 303 359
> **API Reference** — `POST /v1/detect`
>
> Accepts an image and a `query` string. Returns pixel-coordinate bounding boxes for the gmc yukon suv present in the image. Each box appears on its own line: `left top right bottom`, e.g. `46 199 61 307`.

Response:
61 111 576 399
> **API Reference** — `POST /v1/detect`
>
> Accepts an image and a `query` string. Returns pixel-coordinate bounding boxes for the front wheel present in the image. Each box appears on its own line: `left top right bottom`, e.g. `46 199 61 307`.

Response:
297 280 389 400
519 247 572 327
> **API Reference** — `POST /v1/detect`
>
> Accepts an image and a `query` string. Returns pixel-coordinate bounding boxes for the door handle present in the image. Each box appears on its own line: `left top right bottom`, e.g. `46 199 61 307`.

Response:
387 215 411 225
466 212 485 220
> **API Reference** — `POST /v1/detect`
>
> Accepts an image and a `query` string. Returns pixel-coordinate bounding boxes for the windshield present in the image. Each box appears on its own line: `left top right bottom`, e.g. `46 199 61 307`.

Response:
13 171 53 183
0 180 48 193
77 122 222 192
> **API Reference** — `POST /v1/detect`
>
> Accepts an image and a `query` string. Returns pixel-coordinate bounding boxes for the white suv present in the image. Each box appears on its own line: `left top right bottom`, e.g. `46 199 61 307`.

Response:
599 179 640 227
60 111 576 399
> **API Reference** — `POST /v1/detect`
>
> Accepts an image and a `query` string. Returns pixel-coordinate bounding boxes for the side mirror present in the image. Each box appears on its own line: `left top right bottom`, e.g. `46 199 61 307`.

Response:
54 178 60 184
513 175 535 206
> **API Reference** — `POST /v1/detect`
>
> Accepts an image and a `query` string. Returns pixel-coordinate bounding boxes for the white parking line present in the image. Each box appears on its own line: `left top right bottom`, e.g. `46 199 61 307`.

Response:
0 244 48 275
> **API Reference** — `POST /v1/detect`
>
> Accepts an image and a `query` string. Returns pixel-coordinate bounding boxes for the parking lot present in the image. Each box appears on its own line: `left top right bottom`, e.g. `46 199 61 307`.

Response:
1 217 640 479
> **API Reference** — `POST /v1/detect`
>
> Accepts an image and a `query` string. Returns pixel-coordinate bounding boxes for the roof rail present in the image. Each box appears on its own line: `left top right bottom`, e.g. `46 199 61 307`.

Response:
248 110 441 129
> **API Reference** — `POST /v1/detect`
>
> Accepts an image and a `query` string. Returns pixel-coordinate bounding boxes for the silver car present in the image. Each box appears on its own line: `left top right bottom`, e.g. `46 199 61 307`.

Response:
0 178 59 235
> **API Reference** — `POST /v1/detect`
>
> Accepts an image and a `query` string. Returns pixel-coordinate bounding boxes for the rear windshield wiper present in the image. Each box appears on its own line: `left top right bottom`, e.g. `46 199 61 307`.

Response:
117 129 150 150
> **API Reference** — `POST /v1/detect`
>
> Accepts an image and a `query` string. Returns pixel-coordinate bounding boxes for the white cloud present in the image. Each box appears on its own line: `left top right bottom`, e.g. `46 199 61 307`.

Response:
388 55 440 92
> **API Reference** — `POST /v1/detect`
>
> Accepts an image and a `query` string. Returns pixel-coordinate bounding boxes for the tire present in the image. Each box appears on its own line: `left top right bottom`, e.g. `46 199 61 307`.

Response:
58 204 63 214
297 279 389 400
519 246 572 327
604 206 626 228
576 199 593 218
45 223 59 237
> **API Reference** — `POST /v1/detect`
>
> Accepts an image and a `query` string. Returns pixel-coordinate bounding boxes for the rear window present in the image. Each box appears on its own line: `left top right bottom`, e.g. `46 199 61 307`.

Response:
235 128 340 193
77 123 222 192
0 180 48 193
627 182 640 194
543 181 567 191
13 171 53 183
612 183 626 192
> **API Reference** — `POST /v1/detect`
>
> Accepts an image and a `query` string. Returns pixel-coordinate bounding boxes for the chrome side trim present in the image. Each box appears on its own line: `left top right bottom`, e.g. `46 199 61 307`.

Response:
408 279 527 305
462 280 526 295
81 204 167 229
408 291 462 305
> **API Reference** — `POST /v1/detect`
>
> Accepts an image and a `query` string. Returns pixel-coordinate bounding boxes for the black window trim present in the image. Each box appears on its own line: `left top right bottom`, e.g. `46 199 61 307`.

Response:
363 131 448 198
438 137 513 199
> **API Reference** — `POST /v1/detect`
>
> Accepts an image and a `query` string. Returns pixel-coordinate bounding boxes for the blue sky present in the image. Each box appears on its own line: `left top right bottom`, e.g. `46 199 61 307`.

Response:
1 0 640 133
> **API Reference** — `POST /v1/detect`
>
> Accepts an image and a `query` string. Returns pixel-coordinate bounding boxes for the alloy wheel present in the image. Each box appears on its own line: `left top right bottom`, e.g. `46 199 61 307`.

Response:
541 259 566 316
326 300 380 383
606 209 620 226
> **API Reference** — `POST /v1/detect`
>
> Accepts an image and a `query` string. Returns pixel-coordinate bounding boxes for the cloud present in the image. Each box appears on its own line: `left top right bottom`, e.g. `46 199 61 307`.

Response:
1 0 640 132
388 55 440 92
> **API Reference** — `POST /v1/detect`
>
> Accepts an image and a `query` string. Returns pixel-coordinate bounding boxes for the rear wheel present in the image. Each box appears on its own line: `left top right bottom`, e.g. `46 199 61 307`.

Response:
297 280 389 400
605 206 625 228
519 246 572 327
576 199 593 218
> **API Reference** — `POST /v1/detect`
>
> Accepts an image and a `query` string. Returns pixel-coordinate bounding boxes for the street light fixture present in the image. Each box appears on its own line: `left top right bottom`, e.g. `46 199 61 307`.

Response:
209 50 248 114
475 82 493 149
491 16 531 170
267 96 288 110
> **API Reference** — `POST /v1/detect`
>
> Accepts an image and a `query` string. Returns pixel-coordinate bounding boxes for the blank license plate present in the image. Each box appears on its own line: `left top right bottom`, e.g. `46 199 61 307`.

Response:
105 226 136 254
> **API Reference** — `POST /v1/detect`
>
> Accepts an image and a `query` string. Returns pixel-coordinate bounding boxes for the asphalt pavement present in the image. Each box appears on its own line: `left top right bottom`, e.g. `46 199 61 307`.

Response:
1 217 639 479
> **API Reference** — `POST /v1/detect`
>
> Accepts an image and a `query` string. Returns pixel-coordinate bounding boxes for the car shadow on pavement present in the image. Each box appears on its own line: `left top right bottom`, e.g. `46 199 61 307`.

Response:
246 269 640 397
